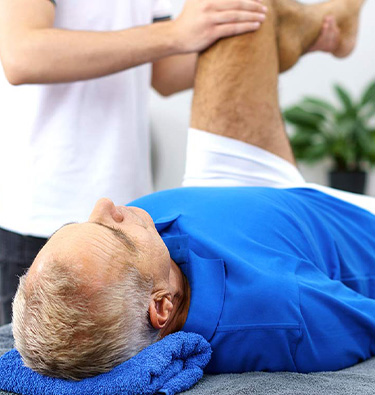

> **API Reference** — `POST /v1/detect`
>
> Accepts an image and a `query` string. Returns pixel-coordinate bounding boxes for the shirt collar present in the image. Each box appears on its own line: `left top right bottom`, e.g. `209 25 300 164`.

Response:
154 215 226 342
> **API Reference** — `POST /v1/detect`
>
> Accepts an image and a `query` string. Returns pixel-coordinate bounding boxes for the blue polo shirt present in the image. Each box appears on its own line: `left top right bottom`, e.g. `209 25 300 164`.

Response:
130 187 375 374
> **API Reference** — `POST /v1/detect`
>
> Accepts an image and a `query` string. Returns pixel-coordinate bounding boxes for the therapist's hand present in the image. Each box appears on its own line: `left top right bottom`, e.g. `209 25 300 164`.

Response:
172 0 268 53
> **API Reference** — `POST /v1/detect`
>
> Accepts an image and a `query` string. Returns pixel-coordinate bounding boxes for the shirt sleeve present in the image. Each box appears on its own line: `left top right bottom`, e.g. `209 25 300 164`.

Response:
153 0 172 21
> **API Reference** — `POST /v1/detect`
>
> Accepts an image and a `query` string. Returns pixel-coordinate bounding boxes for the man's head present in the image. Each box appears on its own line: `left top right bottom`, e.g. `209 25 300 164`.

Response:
12 198 177 380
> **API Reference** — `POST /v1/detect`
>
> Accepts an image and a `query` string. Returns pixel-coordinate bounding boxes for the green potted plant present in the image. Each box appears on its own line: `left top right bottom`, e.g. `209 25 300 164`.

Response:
284 80 375 194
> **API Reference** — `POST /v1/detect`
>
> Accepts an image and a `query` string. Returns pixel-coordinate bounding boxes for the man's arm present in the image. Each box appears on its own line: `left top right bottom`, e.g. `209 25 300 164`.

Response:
152 53 198 96
0 0 267 86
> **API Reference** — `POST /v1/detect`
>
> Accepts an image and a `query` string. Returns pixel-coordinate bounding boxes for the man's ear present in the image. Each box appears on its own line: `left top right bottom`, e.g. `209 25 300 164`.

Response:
149 294 173 330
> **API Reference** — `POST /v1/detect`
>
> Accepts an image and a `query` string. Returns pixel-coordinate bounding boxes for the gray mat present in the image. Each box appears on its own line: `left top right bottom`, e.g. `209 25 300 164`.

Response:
0 324 374 395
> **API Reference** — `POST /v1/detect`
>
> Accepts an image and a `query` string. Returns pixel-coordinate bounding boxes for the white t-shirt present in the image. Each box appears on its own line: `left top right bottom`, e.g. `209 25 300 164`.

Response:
0 0 172 237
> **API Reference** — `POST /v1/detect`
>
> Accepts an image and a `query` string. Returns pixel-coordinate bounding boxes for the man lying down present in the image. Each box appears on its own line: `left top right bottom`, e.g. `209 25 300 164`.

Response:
12 0 374 381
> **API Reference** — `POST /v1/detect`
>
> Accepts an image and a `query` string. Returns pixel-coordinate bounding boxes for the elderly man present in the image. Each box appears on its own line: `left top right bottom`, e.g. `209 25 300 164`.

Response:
13 0 374 382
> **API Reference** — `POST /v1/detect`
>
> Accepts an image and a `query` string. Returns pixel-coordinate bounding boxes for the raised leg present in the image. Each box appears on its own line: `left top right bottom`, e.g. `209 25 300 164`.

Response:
190 0 365 164
191 0 293 164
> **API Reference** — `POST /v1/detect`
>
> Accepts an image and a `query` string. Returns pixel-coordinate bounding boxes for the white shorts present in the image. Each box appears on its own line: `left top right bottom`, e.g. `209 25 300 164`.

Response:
183 128 375 216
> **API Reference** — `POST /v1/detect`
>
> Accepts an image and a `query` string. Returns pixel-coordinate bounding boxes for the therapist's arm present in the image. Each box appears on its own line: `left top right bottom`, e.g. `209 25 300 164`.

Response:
152 53 198 97
0 0 267 86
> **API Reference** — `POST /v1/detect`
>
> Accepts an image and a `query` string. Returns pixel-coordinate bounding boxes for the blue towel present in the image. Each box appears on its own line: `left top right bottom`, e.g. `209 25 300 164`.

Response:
0 331 211 395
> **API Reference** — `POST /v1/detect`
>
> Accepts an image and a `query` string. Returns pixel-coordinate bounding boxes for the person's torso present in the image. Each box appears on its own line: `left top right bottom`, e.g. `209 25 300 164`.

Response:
130 187 375 373
0 0 171 236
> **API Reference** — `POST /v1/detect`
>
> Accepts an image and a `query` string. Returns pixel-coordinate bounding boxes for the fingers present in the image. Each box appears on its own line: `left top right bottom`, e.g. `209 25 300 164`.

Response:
214 10 266 24
211 1 268 38
215 0 267 13
214 0 268 24
174 0 268 53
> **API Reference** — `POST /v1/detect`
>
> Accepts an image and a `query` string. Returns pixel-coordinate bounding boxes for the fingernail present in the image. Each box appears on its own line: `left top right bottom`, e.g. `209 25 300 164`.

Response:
262 6 268 12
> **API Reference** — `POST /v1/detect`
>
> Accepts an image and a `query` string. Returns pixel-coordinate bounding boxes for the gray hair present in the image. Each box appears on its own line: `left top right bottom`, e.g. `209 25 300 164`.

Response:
12 262 159 380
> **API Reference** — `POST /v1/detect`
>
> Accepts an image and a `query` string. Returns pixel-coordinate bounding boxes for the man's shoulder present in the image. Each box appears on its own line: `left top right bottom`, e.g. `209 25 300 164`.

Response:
128 186 375 233
128 186 298 221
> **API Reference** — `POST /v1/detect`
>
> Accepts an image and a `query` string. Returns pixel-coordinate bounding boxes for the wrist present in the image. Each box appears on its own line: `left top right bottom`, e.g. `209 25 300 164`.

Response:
163 19 189 54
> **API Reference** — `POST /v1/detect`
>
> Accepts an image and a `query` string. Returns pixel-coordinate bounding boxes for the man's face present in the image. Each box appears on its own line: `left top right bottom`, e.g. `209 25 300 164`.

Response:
29 198 172 288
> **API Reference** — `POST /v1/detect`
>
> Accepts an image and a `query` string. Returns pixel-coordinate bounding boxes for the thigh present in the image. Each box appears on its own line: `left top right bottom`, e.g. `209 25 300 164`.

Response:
0 228 47 325
190 2 296 166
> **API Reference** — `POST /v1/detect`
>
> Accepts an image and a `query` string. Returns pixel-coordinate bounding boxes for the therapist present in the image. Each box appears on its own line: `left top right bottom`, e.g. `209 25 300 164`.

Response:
0 0 267 325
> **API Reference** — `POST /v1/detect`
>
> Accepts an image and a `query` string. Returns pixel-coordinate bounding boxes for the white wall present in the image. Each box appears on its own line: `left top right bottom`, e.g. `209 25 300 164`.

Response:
151 0 375 196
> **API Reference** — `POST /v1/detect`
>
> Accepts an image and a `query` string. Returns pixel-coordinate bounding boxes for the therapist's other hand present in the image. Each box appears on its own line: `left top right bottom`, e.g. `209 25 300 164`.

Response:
173 0 268 53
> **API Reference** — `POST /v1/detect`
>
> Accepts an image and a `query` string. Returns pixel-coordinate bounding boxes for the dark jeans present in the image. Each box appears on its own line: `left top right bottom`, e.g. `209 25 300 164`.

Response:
0 227 47 325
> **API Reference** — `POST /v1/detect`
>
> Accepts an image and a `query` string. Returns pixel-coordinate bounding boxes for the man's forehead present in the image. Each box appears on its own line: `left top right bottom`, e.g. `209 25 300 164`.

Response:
50 221 138 253
34 222 138 282
49 222 77 239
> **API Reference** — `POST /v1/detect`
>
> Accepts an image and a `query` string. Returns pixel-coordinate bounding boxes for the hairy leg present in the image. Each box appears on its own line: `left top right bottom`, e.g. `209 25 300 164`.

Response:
190 0 365 164
191 0 293 164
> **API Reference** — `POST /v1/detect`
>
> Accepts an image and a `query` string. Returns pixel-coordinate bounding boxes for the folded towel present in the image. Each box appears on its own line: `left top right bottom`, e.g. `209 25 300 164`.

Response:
0 331 211 395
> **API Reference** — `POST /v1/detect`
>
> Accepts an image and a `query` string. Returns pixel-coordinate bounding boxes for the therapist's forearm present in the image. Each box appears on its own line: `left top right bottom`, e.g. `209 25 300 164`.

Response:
152 53 198 96
5 22 183 85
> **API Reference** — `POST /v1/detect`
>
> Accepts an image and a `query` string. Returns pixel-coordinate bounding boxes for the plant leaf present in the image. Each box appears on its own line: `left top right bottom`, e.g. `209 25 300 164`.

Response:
336 117 357 136
358 102 375 124
283 106 323 128
359 127 375 165
302 97 337 114
284 81 375 169
361 80 375 106
290 132 314 148
334 84 355 112
302 143 328 163
367 141 375 165
330 138 355 169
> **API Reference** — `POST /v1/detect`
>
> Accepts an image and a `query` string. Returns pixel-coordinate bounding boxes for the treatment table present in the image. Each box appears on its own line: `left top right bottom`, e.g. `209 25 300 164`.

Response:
1 324 374 395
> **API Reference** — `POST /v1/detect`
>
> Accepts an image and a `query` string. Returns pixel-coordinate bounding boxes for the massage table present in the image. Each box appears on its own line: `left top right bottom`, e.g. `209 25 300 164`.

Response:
1 324 374 395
